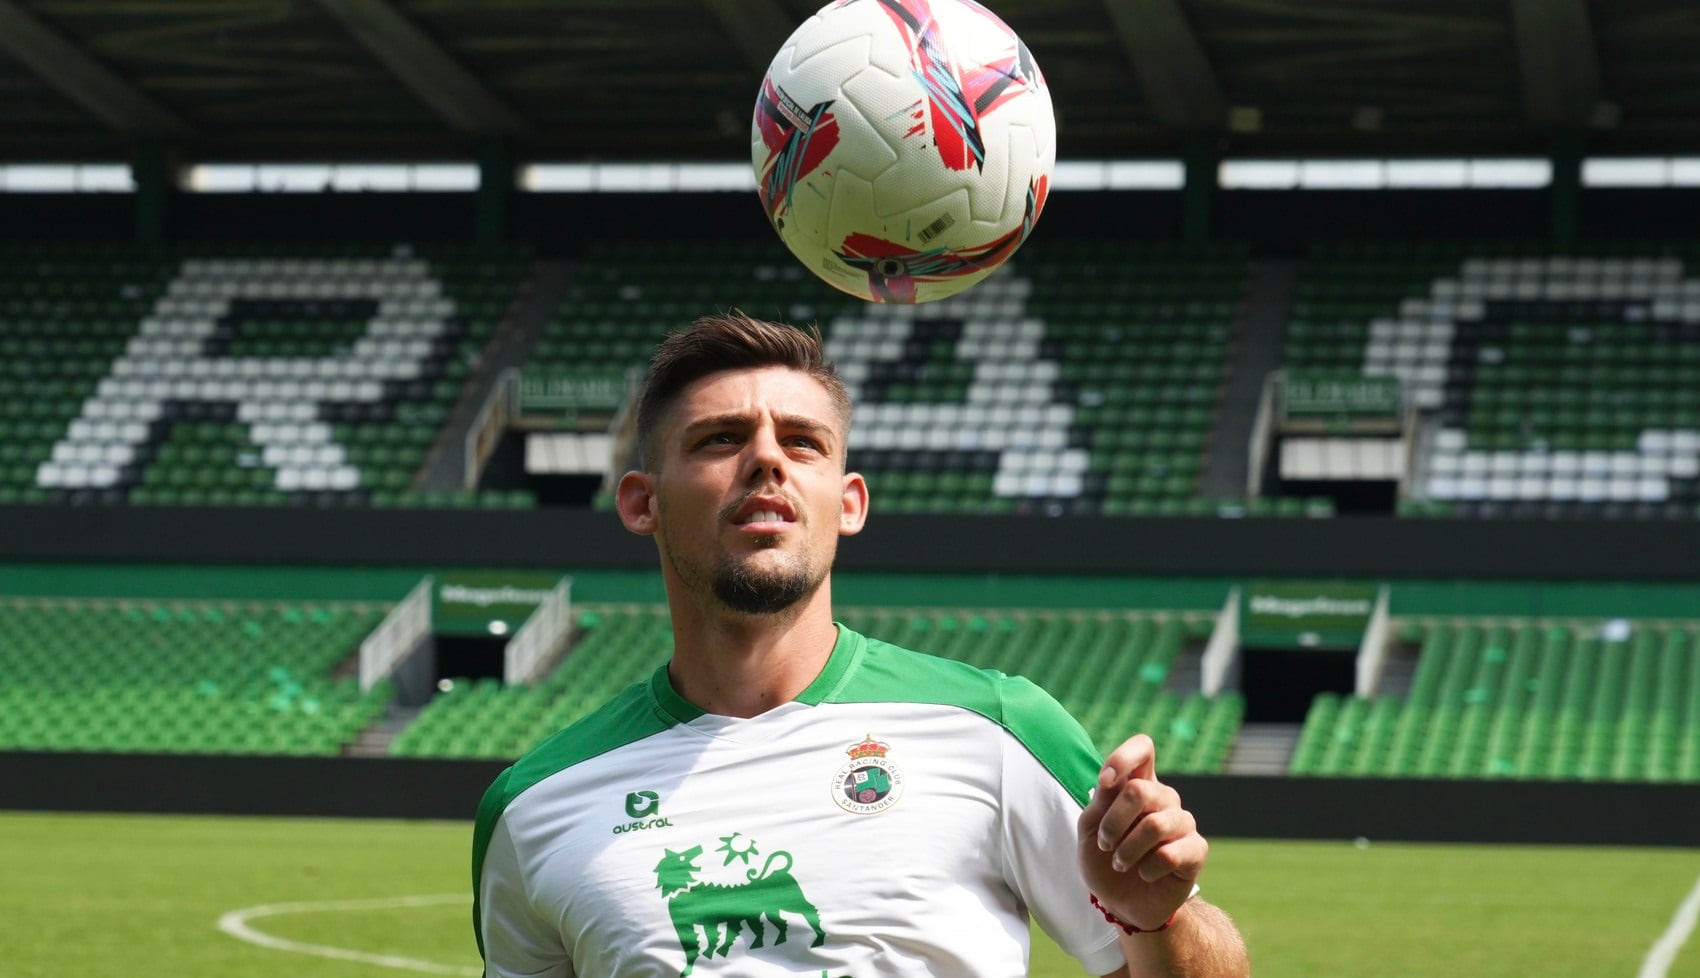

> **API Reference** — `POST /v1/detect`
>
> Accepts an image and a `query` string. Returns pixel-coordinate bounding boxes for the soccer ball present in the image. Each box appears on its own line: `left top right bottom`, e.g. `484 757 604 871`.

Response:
752 0 1054 304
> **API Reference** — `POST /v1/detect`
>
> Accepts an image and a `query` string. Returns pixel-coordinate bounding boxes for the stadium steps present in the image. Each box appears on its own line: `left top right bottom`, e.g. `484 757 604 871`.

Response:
1166 645 1205 697
1223 722 1302 775
1200 259 1300 498
1370 632 1422 698
342 704 421 758
418 258 571 492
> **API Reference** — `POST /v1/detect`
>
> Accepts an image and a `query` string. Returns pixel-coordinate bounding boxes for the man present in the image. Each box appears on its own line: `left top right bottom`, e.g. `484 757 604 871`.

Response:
474 311 1249 977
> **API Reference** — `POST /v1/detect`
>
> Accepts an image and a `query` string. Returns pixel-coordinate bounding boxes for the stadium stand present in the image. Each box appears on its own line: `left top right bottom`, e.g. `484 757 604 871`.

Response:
1289 242 1700 520
392 606 675 760
5 577 1695 786
838 607 1240 769
6 230 1700 784
1292 618 1700 781
0 597 390 755
536 238 1293 517
0 243 532 509
391 605 1241 773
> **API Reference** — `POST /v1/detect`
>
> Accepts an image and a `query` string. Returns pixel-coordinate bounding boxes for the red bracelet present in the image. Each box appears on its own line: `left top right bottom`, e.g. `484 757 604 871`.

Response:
1090 893 1177 934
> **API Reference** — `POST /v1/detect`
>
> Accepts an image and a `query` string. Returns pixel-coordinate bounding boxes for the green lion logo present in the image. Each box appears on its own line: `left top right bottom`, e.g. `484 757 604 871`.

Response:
653 835 826 976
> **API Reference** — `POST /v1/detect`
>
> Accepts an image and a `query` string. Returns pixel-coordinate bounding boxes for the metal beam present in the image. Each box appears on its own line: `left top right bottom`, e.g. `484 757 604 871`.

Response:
1508 0 1602 126
0 1 188 135
313 0 525 135
701 0 796 74
1101 0 1228 131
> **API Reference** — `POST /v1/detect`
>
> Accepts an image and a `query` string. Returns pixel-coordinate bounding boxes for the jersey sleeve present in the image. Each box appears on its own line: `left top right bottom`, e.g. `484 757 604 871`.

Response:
477 811 574 978
995 676 1126 977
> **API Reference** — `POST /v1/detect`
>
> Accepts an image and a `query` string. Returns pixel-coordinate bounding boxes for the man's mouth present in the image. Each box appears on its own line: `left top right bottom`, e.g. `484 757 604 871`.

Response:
732 497 797 525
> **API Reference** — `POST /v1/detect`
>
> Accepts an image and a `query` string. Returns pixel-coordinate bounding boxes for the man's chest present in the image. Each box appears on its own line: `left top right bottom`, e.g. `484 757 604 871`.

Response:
512 706 1017 974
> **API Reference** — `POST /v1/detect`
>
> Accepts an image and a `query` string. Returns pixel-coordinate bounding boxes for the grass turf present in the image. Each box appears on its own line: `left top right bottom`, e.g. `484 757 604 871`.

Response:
1 812 1696 978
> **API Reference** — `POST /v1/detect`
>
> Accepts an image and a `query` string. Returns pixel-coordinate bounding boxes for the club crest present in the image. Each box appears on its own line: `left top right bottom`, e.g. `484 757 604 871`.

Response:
831 734 904 815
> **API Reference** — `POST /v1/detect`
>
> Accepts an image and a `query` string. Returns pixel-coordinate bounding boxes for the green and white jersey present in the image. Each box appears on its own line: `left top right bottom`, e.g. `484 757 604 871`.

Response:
474 624 1125 978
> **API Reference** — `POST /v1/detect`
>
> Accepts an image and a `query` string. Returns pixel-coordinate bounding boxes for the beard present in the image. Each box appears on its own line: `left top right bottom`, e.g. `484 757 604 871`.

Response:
659 528 827 616
710 551 820 615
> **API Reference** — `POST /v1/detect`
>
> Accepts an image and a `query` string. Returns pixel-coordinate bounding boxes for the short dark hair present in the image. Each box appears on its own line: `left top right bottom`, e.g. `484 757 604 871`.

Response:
632 310 852 470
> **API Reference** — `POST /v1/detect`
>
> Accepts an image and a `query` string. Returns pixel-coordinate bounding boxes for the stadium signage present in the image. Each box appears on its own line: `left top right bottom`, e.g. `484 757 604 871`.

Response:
519 367 631 419
1241 579 1378 648
433 570 566 635
1282 371 1401 420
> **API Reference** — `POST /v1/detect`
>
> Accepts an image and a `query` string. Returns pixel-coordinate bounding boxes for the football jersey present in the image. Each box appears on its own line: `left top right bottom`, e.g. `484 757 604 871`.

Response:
474 623 1125 978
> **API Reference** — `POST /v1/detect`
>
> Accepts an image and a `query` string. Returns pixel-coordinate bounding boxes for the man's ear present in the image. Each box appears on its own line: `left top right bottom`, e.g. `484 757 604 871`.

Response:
616 470 658 536
839 470 868 536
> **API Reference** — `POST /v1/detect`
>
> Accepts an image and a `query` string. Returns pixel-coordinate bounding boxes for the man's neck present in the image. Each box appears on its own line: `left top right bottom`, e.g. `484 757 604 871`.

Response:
663 586 840 718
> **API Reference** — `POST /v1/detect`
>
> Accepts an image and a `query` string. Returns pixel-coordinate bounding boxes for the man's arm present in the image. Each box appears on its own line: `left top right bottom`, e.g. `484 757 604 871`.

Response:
1097 898 1247 978
1078 734 1250 978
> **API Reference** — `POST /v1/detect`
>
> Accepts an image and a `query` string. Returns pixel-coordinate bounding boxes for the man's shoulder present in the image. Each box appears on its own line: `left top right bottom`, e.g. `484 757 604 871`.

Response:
477 678 671 824
839 631 1068 726
842 630 1101 802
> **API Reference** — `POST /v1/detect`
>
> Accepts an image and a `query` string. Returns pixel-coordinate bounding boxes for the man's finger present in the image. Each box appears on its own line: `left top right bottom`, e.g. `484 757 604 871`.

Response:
1093 778 1178 854
1110 807 1196 877
1077 766 1117 835
1098 733 1157 789
1135 833 1209 884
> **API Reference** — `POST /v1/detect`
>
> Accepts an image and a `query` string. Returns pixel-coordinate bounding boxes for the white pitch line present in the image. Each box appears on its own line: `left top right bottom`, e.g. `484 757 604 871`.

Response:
217 893 480 976
1639 871 1700 978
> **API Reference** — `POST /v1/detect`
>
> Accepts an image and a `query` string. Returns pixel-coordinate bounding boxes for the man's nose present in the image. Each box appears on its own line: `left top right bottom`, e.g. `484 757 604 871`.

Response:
745 428 787 483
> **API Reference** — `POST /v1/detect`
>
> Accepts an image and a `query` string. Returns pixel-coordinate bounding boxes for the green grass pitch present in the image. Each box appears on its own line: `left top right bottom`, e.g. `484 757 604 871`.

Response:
1 811 1696 978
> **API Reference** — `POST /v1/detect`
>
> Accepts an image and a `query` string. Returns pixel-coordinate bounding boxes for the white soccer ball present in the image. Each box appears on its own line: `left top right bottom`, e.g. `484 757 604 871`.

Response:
752 0 1055 304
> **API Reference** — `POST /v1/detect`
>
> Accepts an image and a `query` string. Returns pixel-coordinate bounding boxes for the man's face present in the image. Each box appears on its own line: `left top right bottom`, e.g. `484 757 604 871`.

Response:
618 366 867 616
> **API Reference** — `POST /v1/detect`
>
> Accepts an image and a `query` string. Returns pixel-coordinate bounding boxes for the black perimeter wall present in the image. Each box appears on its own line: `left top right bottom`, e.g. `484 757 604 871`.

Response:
5 751 1698 847
5 505 1700 580
2 184 1697 253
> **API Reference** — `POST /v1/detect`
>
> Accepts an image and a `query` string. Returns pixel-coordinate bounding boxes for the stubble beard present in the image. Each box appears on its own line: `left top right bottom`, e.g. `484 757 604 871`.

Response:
661 531 826 617
711 543 822 615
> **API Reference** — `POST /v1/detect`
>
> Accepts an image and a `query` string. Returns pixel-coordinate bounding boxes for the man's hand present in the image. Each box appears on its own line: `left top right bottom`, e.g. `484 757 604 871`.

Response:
1076 733 1207 932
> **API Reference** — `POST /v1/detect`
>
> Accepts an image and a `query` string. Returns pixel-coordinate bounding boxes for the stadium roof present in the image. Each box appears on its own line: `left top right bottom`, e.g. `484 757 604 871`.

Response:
0 0 1697 162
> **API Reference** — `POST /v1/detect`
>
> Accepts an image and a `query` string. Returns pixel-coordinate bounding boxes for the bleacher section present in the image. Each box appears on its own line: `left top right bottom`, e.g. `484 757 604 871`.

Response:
16 237 1700 522
0 597 390 755
5 585 1698 784
845 241 1247 516
840 607 1240 769
1292 242 1700 519
1292 618 1700 781
391 606 674 759
543 239 1260 516
0 243 532 509
392 605 1241 772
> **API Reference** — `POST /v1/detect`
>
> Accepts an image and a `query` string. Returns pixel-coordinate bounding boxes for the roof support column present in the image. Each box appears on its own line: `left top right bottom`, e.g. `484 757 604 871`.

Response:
1182 135 1218 245
132 140 171 245
476 139 513 246
1548 131 1582 249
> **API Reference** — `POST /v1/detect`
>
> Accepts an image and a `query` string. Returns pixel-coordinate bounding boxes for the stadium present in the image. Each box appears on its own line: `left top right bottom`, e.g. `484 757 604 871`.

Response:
1 1 1699 976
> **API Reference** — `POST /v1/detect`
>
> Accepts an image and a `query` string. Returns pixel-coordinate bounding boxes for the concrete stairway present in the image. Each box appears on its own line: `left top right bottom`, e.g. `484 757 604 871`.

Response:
1223 722 1301 776
342 705 421 759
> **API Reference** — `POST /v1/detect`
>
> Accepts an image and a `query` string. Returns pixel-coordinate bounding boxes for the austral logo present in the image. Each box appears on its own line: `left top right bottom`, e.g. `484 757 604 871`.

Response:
614 789 672 835
627 790 661 818
831 734 904 815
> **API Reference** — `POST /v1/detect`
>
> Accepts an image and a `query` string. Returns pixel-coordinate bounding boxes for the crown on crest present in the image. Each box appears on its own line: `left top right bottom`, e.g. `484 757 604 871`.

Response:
846 734 889 761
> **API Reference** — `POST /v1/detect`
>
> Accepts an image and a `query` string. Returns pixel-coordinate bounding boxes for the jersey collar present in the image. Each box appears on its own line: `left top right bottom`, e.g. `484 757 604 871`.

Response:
647 622 866 722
